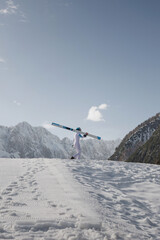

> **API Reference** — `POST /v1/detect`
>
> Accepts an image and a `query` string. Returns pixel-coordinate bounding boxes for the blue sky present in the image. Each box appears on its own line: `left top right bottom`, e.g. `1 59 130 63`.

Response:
0 0 160 140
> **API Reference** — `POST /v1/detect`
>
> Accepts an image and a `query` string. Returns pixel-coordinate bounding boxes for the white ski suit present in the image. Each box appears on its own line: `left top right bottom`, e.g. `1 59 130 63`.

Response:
72 133 84 159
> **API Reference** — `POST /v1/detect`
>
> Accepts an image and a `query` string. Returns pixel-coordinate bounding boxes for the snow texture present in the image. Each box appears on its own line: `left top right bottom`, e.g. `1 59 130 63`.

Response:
0 158 160 240
0 122 120 159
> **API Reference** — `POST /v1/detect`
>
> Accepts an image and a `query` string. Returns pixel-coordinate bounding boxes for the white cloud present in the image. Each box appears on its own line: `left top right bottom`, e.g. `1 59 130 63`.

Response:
0 0 18 15
19 11 27 22
0 0 27 22
87 104 108 122
0 8 9 14
98 103 108 110
7 0 18 13
13 100 21 106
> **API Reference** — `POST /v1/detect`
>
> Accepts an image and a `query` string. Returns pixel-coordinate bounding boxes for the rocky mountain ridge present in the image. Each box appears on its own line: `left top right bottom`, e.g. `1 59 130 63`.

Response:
109 113 160 162
127 125 160 165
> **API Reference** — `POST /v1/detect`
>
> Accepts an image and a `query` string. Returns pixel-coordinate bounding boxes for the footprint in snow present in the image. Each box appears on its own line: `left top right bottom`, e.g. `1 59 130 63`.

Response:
47 201 57 208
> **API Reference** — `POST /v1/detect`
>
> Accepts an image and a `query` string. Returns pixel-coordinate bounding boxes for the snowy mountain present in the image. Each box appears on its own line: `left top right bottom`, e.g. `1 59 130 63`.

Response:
0 122 120 159
109 113 160 162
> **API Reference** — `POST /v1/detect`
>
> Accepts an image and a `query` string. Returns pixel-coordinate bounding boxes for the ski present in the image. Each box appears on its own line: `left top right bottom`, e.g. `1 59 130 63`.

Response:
51 122 101 140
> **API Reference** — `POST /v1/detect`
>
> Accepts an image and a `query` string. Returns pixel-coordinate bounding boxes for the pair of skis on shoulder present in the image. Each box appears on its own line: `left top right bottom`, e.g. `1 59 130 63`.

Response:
51 122 101 140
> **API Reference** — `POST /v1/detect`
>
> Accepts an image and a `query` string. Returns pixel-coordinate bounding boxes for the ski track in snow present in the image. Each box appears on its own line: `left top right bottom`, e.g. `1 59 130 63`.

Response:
0 158 160 240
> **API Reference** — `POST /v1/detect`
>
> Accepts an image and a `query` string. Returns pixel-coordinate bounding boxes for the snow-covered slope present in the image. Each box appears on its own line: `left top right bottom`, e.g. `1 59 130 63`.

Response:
0 122 120 159
110 113 160 162
0 158 160 240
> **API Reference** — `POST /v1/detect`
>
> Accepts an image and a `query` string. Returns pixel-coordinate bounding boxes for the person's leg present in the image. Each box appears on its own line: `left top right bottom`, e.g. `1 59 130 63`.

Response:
73 145 81 159
73 151 80 159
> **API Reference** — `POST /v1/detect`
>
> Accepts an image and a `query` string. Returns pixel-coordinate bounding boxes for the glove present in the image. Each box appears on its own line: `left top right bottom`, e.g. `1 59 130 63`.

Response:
83 132 88 137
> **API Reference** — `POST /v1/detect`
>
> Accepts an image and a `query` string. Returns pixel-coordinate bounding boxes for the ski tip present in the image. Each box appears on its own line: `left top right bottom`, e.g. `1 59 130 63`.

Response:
51 122 59 126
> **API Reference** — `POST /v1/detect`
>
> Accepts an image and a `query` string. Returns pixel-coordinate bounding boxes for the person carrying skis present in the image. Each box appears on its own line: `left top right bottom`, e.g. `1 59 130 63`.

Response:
71 127 88 159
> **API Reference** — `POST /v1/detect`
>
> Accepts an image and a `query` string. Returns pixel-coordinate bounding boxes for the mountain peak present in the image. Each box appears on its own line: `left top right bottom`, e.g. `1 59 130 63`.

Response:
15 121 32 128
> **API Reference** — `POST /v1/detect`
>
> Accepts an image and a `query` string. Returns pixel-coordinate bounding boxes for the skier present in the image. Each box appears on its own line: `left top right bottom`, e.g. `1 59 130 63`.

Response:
71 127 88 159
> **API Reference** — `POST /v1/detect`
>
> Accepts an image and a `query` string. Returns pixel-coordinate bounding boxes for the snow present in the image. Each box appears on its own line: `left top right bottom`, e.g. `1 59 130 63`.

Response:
0 158 160 240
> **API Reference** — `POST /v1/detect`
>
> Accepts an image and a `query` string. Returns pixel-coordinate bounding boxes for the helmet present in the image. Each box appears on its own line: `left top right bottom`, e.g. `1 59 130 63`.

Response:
76 127 81 131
